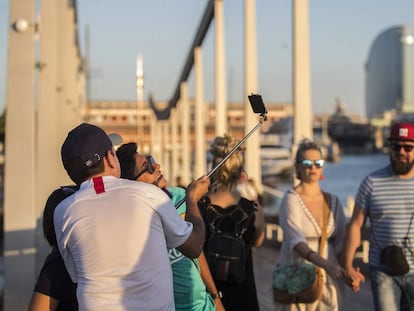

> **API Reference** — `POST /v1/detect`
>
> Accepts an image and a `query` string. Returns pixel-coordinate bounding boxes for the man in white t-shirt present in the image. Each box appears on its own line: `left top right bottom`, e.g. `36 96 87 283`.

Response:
54 123 209 311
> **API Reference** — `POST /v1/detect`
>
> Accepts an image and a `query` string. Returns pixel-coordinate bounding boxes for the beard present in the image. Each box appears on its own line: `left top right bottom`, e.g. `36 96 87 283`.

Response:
390 154 414 175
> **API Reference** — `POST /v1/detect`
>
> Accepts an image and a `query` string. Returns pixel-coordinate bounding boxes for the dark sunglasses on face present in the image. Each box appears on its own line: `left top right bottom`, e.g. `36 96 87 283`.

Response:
134 155 156 180
391 144 414 153
301 159 325 169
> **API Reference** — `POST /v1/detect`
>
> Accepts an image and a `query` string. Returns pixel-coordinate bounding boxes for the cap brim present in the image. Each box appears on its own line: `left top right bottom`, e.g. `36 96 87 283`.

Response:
388 137 414 142
108 133 123 146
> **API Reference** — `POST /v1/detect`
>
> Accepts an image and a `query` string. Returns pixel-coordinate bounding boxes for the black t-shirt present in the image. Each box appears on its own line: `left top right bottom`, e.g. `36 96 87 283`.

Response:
34 247 78 311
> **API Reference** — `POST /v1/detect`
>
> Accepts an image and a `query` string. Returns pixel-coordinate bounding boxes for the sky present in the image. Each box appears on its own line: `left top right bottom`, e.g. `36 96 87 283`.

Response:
1 0 414 116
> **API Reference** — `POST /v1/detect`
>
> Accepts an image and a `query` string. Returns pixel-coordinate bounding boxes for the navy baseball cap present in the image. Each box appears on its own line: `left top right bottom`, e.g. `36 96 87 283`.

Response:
61 123 113 169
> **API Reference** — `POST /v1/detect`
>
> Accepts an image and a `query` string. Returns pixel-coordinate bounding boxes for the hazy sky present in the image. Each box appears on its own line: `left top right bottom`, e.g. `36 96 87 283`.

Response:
1 0 414 116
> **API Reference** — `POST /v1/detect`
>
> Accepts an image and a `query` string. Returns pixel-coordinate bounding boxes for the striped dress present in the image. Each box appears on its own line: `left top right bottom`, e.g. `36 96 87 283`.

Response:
355 165 414 270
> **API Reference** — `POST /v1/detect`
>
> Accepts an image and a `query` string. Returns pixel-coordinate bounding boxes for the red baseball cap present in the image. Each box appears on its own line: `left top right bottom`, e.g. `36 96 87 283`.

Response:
389 123 414 142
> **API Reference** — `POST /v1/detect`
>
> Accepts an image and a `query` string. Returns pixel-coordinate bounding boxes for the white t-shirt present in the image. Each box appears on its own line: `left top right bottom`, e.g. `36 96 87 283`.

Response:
54 176 193 311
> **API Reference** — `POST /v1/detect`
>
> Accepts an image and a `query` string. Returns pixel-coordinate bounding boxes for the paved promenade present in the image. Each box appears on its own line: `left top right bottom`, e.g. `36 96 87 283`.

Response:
253 244 374 311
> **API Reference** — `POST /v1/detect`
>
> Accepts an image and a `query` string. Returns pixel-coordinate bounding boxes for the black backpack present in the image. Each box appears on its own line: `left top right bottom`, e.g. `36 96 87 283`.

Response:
200 196 256 284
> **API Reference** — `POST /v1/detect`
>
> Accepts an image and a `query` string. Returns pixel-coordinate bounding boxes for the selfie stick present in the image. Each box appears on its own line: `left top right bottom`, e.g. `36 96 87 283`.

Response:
205 114 267 179
175 95 268 209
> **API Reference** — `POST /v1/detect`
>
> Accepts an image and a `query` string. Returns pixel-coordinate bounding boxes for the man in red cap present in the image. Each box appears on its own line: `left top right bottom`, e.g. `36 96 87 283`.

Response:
344 122 414 310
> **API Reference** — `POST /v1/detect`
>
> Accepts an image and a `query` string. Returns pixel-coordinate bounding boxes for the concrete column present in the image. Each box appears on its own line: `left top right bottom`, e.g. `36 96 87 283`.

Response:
194 47 207 178
36 0 60 274
214 0 227 136
161 121 171 182
151 115 161 163
180 82 191 184
136 54 144 140
170 108 179 184
4 0 36 309
159 120 165 172
292 0 313 144
244 0 262 190
56 1 82 138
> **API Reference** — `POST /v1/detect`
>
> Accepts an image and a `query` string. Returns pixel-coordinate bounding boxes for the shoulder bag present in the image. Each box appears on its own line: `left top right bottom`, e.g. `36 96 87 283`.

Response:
378 212 414 276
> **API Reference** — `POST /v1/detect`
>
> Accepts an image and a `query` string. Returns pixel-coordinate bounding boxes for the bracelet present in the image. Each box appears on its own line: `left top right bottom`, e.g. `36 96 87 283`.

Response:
305 250 315 261
210 291 223 299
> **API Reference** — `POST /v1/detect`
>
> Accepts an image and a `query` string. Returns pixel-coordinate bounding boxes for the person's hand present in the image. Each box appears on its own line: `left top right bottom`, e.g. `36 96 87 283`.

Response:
323 261 348 280
325 261 364 291
345 266 365 292
214 298 225 311
186 175 210 203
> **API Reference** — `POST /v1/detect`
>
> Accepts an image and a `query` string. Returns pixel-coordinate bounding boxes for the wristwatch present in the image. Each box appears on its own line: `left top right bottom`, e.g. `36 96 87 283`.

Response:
210 291 223 299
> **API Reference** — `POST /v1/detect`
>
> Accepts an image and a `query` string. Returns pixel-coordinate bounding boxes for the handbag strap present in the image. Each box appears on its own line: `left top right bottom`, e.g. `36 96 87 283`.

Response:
403 212 414 256
371 210 414 256
319 192 330 256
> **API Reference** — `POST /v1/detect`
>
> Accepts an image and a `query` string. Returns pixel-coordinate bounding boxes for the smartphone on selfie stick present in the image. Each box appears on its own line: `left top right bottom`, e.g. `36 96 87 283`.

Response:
174 94 268 209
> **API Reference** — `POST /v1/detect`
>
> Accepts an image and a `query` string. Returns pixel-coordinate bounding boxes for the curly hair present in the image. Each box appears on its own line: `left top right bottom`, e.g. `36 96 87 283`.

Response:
294 138 323 180
209 134 245 191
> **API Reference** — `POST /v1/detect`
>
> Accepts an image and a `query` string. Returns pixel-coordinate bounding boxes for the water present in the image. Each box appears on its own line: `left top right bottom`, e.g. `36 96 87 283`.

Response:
274 153 389 209
321 154 389 206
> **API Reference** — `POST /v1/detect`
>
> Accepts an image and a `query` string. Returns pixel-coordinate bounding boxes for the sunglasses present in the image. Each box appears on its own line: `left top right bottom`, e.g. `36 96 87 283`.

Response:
134 155 156 180
301 159 325 169
391 144 414 153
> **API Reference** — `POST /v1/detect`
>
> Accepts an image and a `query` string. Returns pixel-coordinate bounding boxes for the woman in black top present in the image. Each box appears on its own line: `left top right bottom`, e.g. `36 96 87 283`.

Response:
199 134 265 311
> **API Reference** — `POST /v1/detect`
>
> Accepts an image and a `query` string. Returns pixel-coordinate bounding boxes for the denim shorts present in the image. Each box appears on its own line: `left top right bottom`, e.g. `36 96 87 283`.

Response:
370 267 414 311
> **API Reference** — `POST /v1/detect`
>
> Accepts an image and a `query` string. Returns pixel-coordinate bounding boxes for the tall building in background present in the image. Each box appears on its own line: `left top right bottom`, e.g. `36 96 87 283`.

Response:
365 25 414 119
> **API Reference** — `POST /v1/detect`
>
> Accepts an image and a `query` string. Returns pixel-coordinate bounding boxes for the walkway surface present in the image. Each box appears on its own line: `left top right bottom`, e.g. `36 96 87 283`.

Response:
253 244 374 311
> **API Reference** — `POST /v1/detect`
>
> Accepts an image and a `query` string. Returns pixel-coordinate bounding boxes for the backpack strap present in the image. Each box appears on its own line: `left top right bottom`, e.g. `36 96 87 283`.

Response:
203 196 256 238
237 197 257 237
199 196 224 234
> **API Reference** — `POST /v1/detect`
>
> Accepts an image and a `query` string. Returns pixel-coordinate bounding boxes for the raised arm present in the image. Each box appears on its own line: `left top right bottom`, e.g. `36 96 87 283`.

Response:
177 175 210 258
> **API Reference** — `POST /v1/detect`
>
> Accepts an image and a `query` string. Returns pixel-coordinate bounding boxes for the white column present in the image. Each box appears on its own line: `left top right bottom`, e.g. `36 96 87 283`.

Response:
136 54 144 140
56 1 82 138
158 120 164 171
36 0 61 274
214 0 227 136
292 0 313 144
180 82 191 184
151 115 161 163
4 0 36 309
161 120 171 182
244 0 262 190
170 108 179 183
194 47 207 177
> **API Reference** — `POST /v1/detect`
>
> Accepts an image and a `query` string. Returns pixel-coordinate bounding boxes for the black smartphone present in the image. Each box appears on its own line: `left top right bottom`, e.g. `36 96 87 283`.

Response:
248 94 267 115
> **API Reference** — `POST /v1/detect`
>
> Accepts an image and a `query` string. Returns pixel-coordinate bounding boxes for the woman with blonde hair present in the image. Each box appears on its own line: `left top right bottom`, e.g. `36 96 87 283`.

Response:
199 134 265 311
274 139 356 311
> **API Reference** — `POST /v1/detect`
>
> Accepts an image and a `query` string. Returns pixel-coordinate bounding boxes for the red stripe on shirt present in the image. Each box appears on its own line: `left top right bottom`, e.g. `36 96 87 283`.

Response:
93 177 105 194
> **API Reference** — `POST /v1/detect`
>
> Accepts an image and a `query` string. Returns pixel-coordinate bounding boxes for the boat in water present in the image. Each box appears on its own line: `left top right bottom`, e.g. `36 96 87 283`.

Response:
260 144 293 177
